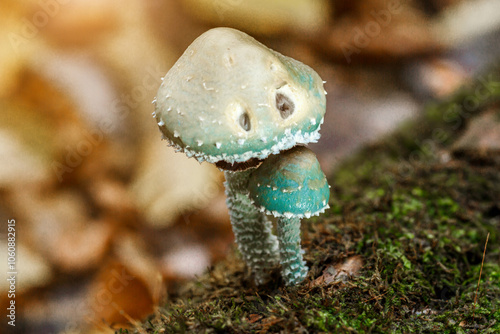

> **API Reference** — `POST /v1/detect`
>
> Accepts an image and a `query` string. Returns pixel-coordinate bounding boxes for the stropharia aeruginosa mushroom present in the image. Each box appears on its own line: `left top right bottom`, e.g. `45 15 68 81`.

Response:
153 27 329 285
248 146 330 285
154 27 326 165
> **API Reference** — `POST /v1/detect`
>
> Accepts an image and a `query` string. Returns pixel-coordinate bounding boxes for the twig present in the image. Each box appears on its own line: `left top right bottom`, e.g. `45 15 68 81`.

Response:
472 232 490 321
362 291 388 303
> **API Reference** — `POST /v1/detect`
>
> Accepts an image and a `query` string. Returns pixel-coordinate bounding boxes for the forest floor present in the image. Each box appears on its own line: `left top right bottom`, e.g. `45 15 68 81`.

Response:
128 64 500 333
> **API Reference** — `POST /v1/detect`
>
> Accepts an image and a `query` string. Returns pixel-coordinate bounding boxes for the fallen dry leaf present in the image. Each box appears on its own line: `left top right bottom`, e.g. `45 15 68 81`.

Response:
86 261 155 328
130 139 222 227
53 219 114 272
317 0 442 62
310 255 364 287
409 58 469 98
0 129 51 186
41 0 120 47
7 186 117 273
0 1 34 97
180 0 331 36
0 240 52 292
452 108 500 164
113 232 165 307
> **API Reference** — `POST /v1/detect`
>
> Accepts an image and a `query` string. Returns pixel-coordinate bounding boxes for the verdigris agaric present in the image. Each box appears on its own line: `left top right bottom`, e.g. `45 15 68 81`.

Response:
153 27 330 285
248 146 330 284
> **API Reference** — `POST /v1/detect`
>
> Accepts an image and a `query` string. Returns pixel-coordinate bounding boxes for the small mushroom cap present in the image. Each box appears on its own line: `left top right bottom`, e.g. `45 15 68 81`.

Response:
154 27 327 164
247 146 330 218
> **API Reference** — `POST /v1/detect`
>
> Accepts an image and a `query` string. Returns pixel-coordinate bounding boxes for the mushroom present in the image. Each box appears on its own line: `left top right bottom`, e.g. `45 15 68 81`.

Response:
247 146 330 285
153 27 329 285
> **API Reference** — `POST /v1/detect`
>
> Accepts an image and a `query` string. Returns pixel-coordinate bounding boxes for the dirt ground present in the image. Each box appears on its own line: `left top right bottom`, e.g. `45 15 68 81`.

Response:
130 64 500 333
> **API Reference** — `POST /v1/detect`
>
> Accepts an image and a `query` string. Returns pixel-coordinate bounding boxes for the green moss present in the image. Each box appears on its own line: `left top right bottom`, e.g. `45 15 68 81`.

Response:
132 159 498 333
128 62 500 334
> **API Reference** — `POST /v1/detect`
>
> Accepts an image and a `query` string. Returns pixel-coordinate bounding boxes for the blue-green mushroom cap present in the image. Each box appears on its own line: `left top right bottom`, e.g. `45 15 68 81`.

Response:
153 27 327 164
247 146 330 218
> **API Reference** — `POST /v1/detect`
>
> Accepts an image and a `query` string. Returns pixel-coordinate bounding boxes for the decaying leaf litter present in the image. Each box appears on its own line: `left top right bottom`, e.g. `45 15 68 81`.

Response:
1 0 500 332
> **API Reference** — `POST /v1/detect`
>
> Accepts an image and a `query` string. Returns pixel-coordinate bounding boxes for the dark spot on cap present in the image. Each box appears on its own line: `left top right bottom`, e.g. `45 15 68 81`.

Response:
276 93 295 119
239 111 251 131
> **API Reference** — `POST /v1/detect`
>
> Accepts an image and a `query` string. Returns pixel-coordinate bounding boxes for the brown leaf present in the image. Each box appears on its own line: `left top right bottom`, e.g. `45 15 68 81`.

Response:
86 261 155 328
180 0 331 36
452 108 500 162
410 58 469 98
317 1 442 62
113 232 165 307
53 219 114 272
9 189 113 273
41 0 120 47
310 255 364 287
130 140 222 227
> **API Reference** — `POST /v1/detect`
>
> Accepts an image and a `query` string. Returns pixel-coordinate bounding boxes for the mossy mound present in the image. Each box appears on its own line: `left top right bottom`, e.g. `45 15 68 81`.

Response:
124 64 500 333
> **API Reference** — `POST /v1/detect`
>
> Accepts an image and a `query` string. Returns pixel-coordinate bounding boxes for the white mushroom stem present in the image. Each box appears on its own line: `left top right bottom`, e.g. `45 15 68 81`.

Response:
224 170 280 284
276 217 308 286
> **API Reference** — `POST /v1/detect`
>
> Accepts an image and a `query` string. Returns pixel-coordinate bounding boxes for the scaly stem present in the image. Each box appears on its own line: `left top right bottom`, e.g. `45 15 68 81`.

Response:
276 217 308 285
224 170 280 284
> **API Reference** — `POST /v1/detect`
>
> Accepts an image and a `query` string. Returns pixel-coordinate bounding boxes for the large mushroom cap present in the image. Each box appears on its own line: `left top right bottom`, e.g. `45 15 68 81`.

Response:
247 146 330 218
154 27 327 165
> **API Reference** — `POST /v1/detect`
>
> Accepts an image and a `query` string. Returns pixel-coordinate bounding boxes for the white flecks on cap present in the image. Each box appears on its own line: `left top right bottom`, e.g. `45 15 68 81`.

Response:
202 82 215 91
154 27 327 164
255 203 329 219
160 124 322 164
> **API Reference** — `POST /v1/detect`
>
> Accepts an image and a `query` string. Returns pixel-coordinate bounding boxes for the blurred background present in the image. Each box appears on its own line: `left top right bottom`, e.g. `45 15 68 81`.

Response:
0 0 499 333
